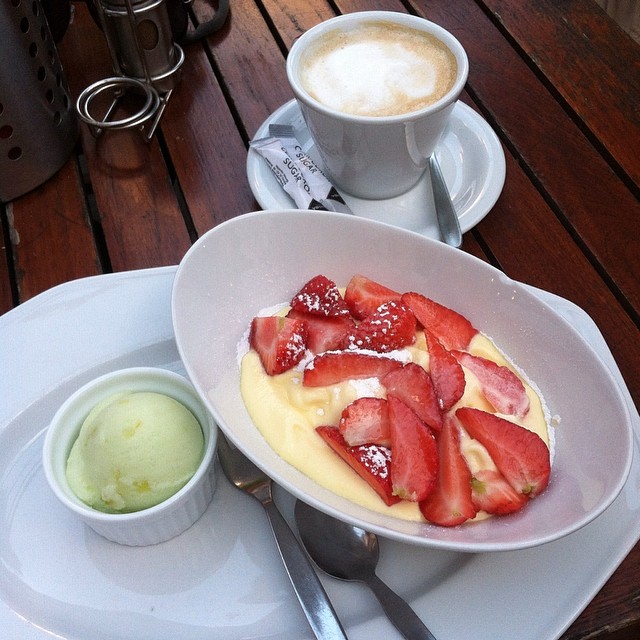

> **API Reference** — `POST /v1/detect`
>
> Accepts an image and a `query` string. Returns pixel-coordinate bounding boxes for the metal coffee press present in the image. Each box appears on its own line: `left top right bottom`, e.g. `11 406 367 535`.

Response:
76 0 185 140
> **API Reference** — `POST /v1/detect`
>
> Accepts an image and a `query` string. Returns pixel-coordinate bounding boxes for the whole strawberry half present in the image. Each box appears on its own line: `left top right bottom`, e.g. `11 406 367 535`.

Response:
402 292 478 351
344 274 402 320
303 351 403 387
452 350 530 417
316 426 400 506
456 407 550 498
382 362 443 433
249 315 308 375
342 301 417 353
419 415 476 526
388 394 439 502
339 397 391 447
424 329 466 412
290 274 351 317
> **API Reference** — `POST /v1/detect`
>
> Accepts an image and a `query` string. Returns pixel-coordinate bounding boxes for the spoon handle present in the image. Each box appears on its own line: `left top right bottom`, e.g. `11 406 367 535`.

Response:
429 154 462 248
366 573 437 640
262 499 349 640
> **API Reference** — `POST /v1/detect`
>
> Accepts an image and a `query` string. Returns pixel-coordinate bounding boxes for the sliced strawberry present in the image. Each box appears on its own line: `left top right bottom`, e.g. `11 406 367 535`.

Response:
316 426 401 506
344 274 402 320
339 397 391 447
303 351 403 387
387 395 438 502
456 407 550 498
471 469 528 515
401 292 478 351
419 415 476 526
290 274 350 317
286 309 354 353
342 301 416 353
424 329 466 412
249 316 308 375
451 350 530 417
382 362 443 433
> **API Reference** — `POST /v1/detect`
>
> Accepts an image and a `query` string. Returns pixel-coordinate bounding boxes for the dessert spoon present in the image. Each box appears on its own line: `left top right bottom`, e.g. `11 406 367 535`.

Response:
295 500 437 640
429 154 462 248
217 434 348 639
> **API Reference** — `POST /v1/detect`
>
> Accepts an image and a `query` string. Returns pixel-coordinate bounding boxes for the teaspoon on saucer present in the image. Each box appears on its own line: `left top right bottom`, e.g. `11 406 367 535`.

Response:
429 154 462 248
295 500 437 640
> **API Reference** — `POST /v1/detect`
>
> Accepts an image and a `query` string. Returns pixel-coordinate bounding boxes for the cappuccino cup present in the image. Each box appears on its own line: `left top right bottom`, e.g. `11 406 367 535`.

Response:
286 12 469 199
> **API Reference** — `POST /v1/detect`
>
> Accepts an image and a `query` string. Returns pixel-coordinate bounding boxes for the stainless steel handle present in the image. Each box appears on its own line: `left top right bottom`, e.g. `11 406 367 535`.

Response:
263 499 349 639
366 573 437 640
429 155 462 248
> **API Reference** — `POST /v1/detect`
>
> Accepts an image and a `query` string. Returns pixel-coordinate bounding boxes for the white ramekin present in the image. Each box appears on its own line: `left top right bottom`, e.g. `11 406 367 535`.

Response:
43 367 217 545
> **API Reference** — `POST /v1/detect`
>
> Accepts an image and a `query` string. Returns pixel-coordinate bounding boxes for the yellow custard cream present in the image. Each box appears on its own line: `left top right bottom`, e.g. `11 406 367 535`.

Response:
240 328 551 522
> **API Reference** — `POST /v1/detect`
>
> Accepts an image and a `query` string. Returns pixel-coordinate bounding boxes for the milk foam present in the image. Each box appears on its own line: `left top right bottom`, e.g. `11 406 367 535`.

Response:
300 22 458 117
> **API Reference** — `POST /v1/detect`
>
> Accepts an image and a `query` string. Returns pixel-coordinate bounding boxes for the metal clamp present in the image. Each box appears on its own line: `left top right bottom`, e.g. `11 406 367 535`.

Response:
76 0 184 141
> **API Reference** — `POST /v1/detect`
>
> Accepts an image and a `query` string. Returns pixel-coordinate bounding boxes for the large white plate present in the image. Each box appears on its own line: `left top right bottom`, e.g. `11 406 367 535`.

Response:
1 267 639 639
247 100 506 238
172 211 633 553
2 266 639 639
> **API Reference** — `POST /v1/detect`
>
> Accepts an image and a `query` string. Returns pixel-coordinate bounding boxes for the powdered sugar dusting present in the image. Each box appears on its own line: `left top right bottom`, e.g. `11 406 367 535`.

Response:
317 346 412 362
293 287 344 315
285 330 307 362
349 377 385 398
358 444 392 479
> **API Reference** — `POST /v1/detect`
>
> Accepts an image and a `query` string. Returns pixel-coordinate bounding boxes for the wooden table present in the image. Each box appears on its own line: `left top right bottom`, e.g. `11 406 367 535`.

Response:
2 0 639 638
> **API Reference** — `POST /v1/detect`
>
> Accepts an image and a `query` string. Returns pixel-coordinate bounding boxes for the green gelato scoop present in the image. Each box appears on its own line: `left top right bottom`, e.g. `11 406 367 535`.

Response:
66 391 204 513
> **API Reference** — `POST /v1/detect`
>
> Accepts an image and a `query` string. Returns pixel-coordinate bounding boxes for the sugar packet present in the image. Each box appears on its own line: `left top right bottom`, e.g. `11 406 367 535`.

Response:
269 124 352 214
250 127 351 214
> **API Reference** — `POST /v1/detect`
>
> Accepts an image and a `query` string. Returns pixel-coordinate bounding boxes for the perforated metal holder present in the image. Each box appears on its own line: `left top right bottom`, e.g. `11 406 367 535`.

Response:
0 0 78 202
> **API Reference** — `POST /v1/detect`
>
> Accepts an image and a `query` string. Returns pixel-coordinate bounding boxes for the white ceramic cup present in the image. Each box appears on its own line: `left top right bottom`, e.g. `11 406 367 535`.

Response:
286 11 469 199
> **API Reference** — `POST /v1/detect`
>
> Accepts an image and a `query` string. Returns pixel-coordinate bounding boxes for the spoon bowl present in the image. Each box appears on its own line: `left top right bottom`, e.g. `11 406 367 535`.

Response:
295 500 437 640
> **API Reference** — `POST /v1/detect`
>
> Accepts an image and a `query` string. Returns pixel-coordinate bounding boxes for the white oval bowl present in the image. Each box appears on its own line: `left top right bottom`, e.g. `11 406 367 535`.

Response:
43 367 217 546
171 210 633 552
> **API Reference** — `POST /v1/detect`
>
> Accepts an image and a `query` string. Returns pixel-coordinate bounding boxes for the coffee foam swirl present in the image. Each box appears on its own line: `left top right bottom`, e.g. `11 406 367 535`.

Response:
299 22 458 117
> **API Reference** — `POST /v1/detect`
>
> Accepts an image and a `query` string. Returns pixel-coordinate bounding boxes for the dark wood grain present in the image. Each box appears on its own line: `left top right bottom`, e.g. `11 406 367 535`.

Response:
8 154 100 303
60 5 192 272
480 0 640 191
193 0 294 136
161 44 257 234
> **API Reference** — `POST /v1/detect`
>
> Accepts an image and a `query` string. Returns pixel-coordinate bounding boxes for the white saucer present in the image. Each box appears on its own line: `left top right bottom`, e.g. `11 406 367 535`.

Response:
247 100 506 239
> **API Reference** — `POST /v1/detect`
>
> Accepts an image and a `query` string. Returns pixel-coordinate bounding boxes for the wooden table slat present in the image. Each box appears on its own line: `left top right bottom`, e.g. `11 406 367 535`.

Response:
9 154 101 302
194 0 294 137
161 42 258 234
481 0 640 190
59 5 192 271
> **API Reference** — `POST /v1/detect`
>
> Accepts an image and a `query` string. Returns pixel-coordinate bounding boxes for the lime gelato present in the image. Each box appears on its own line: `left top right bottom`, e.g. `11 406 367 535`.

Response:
66 391 204 513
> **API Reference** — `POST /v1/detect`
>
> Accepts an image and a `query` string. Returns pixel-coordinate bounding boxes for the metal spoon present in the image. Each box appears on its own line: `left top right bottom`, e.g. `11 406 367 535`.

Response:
217 435 348 640
295 500 437 640
429 154 462 248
